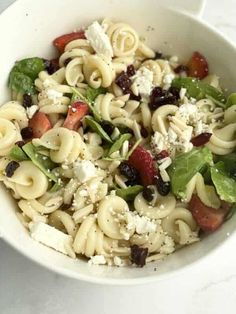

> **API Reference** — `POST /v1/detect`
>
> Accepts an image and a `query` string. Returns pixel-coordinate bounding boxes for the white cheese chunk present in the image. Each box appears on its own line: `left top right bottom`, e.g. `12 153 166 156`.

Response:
26 105 39 119
29 222 74 257
46 89 63 101
131 67 153 97
85 21 113 58
126 213 157 235
73 160 96 183
88 255 107 265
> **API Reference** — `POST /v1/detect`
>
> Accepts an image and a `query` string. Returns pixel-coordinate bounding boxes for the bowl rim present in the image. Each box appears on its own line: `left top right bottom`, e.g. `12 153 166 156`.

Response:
0 0 236 286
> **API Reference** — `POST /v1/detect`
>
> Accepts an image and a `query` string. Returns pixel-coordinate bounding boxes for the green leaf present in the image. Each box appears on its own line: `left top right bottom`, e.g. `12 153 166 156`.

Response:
22 142 58 183
86 86 107 103
50 181 63 192
171 77 226 107
216 153 236 178
9 145 29 161
85 116 113 144
71 87 102 122
168 147 213 199
13 57 45 80
108 133 132 156
116 185 143 201
8 57 45 95
9 72 36 95
226 93 236 109
211 162 236 203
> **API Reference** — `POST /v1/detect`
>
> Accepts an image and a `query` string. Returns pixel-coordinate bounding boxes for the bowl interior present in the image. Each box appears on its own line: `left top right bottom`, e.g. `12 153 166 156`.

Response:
0 0 236 284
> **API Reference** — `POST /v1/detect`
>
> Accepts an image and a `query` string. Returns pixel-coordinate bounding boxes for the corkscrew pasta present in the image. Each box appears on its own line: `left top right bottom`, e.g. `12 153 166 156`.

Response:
1 19 235 268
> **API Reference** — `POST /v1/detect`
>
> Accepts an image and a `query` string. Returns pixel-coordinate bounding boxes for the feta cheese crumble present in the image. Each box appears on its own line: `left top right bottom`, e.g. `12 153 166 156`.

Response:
26 105 38 119
46 89 63 101
85 21 113 58
131 67 153 98
88 255 107 265
73 160 96 183
29 222 75 257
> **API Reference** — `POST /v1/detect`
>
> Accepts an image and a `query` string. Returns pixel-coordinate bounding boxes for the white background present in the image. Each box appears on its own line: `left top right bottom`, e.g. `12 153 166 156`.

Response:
1 0 236 313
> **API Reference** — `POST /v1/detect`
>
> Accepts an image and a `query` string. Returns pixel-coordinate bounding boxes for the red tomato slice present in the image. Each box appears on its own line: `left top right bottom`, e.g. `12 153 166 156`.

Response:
29 112 52 138
53 31 86 53
189 195 228 232
187 51 209 79
63 101 89 130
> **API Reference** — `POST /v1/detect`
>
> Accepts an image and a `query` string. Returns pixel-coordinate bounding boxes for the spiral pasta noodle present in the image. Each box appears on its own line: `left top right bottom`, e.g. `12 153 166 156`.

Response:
0 118 21 156
162 207 199 245
106 22 139 57
8 161 48 199
1 18 234 267
33 127 90 164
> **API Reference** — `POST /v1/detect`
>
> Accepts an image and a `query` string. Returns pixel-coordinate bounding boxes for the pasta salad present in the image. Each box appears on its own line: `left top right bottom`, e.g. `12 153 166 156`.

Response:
0 19 236 267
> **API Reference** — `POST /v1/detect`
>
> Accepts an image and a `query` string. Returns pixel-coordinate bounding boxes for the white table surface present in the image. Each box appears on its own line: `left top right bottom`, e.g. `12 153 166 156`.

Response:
1 1 236 313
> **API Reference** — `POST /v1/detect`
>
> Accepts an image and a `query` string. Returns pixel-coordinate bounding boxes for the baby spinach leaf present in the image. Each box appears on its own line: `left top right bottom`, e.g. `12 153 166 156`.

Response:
85 116 113 144
9 72 36 95
211 162 236 203
86 86 107 103
13 57 45 80
216 153 236 178
50 181 63 193
9 57 45 95
116 185 143 201
108 133 132 156
171 77 226 107
168 147 213 199
22 142 58 183
9 145 29 161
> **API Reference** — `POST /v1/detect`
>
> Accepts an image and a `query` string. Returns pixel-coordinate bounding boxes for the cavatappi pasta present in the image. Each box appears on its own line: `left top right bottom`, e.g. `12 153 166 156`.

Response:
1 19 235 267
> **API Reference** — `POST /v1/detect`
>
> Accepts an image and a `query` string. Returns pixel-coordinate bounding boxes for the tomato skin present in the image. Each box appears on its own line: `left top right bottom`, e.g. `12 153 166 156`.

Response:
187 51 209 79
128 145 157 186
63 102 89 130
189 195 228 232
29 112 52 138
53 31 86 53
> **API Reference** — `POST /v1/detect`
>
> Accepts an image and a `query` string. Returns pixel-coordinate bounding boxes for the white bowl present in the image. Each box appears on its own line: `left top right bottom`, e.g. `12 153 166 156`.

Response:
0 0 236 285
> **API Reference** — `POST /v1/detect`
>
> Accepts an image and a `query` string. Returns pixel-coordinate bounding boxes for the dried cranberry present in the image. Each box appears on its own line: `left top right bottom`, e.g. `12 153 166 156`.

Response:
149 89 177 110
155 150 169 160
168 86 180 99
126 65 136 77
142 187 154 202
191 133 212 147
174 64 189 74
21 127 33 140
22 94 33 108
155 176 170 196
101 120 114 136
119 162 139 182
115 71 131 94
5 161 20 177
130 245 148 267
140 125 149 138
15 140 25 148
44 58 60 75
129 93 141 101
